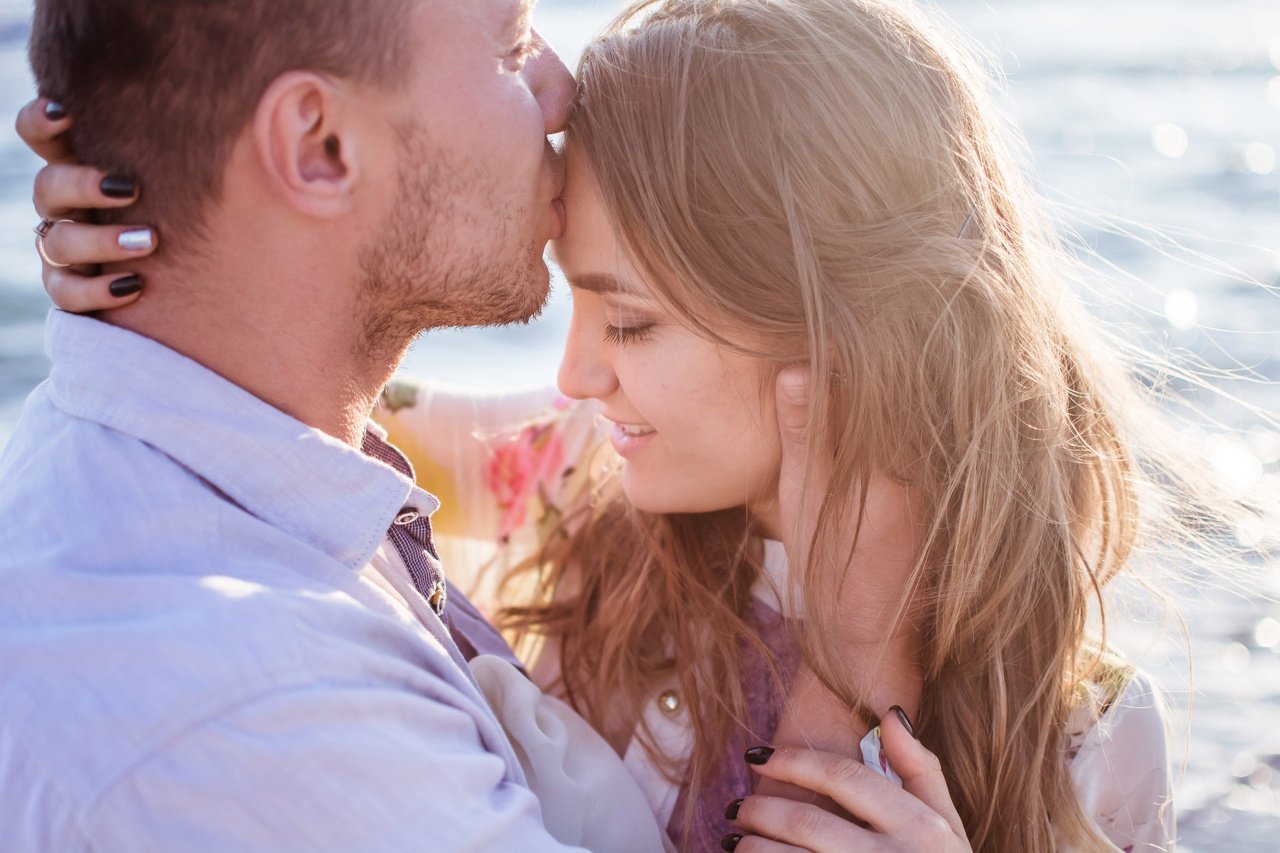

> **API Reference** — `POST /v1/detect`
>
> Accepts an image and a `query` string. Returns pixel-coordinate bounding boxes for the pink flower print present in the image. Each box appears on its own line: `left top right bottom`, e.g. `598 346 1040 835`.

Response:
483 422 565 542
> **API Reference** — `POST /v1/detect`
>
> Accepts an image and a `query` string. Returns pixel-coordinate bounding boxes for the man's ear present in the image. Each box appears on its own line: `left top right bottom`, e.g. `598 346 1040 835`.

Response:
252 71 361 219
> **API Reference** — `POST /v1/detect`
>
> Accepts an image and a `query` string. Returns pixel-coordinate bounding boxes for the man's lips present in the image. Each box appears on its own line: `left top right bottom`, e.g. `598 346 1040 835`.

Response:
545 142 567 239
547 142 567 198
549 197 566 239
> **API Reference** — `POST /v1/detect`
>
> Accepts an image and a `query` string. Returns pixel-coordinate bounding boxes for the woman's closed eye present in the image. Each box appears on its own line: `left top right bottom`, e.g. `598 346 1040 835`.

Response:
603 321 656 346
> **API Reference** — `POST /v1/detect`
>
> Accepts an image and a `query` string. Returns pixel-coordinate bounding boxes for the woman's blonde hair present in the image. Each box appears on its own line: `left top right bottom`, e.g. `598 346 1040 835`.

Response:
502 0 1240 848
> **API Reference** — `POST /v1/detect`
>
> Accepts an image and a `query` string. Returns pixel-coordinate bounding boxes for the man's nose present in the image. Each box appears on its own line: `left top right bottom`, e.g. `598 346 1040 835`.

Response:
527 30 575 135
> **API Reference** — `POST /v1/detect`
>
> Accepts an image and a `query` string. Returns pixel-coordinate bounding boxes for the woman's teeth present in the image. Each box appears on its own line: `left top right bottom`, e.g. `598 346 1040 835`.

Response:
618 424 655 436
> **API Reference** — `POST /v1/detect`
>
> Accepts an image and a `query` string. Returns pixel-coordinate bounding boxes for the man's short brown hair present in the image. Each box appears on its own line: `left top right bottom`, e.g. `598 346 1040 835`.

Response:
30 0 412 249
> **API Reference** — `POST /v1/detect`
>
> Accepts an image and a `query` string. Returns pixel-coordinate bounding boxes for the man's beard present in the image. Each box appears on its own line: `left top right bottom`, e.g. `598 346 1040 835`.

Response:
355 122 550 364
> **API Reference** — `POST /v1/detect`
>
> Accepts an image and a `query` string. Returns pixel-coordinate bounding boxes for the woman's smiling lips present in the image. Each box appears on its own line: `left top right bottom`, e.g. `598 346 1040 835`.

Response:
608 419 656 458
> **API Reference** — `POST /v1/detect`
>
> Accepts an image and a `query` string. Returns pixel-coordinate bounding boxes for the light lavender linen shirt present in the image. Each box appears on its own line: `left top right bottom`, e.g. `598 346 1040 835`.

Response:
0 311 580 852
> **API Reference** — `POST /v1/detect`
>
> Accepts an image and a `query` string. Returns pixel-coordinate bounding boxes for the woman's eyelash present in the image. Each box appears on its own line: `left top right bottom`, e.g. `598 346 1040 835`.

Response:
603 323 655 345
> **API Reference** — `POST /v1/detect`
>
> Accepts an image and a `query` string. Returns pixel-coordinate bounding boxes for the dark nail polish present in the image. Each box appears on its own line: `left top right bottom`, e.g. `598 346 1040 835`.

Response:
44 101 66 121
100 175 137 199
724 798 744 821
744 746 774 765
890 704 916 739
721 834 743 851
109 275 142 298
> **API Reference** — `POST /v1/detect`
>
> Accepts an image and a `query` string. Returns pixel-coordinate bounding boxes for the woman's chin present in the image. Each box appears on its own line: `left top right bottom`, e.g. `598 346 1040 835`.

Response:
620 474 736 517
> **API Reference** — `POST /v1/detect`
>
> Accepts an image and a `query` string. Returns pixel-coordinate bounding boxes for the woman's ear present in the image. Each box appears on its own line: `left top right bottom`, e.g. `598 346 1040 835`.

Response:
252 71 360 219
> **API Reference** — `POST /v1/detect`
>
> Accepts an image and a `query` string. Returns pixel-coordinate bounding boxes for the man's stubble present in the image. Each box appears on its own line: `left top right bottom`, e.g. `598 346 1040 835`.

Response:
355 121 550 366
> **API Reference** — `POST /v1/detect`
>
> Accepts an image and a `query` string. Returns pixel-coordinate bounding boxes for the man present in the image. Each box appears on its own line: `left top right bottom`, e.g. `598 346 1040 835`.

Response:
0 0 584 847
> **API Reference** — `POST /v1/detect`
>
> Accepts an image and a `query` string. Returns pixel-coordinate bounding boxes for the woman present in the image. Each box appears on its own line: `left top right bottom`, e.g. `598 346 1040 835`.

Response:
21 0 1205 849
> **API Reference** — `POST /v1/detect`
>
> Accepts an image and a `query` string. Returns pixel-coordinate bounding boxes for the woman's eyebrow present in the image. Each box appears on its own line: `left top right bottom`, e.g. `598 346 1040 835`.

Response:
566 272 642 295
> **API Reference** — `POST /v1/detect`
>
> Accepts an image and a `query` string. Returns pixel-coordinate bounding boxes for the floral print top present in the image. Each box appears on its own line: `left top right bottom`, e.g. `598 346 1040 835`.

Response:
373 377 1176 852
374 378 601 581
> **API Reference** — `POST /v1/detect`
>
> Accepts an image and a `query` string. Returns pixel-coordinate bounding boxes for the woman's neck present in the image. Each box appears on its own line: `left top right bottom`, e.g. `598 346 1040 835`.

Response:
758 529 925 806
776 635 925 747
757 642 924 810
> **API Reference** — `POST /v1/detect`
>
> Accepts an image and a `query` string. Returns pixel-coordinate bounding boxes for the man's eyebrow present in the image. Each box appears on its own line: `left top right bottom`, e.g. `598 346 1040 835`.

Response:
565 273 641 295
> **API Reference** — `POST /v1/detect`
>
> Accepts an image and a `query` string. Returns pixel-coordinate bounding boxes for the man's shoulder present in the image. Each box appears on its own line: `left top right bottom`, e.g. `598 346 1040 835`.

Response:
0 584 506 849
0 553 486 814
0 381 470 698
0 385 522 827
0 387 203 535
0 402 474 808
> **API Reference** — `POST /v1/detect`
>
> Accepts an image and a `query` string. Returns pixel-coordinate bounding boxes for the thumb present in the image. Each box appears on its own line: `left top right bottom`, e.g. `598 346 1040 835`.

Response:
881 707 967 840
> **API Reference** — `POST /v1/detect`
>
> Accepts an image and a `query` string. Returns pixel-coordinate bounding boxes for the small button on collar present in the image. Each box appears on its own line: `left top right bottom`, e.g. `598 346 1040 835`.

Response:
394 508 420 526
658 689 681 714
427 581 447 616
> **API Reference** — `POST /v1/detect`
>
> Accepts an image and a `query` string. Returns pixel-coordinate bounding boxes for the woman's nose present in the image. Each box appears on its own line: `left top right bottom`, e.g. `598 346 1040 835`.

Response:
557 315 618 403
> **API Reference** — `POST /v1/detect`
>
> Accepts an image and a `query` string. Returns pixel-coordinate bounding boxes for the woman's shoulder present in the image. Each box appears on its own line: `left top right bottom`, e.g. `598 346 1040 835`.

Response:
1067 666 1174 851
1067 666 1168 757
473 394 606 546
374 377 606 542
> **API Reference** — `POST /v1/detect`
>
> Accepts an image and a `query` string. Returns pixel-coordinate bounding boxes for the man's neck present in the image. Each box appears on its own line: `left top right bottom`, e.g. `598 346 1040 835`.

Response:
102 261 410 447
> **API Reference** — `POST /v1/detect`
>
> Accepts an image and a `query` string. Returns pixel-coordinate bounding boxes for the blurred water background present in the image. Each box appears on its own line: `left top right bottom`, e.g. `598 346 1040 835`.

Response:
1 0 1278 847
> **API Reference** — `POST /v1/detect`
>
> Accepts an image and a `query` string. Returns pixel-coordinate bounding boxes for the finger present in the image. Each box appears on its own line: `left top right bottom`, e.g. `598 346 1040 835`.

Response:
733 835 808 852
44 268 144 313
41 222 157 268
731 794 871 852
35 164 139 219
880 709 966 840
16 98 74 163
747 746 942 836
774 365 825 567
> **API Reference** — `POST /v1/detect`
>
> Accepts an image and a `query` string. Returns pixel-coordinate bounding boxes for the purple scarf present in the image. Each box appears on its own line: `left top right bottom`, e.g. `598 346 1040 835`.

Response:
667 598 803 850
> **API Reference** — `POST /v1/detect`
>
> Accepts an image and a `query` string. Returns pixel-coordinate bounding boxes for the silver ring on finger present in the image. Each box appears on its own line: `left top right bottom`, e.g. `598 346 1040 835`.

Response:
34 217 76 268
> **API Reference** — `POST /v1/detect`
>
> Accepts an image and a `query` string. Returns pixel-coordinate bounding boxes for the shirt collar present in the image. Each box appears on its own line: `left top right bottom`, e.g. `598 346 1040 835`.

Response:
43 310 438 571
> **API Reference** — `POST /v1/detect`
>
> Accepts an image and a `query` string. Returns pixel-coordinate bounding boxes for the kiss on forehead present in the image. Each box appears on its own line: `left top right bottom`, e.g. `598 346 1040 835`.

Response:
1 1 1212 851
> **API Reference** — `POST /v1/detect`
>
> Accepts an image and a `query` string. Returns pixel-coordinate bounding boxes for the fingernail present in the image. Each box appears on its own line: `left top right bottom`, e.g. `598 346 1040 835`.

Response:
109 274 142 298
744 746 774 765
724 798 744 820
720 834 742 852
118 228 154 252
890 704 916 739
44 101 66 121
100 175 137 199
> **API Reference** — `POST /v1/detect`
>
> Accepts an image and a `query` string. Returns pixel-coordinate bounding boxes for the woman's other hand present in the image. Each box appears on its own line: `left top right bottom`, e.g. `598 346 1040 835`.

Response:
725 712 971 851
17 97 156 310
772 366 923 649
